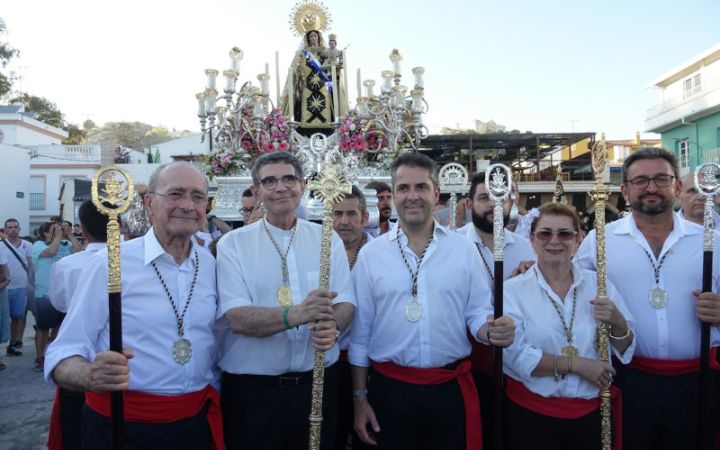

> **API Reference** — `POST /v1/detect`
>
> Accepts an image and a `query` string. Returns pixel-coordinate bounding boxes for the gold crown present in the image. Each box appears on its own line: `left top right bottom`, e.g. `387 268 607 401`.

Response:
328 33 336 41
290 0 331 36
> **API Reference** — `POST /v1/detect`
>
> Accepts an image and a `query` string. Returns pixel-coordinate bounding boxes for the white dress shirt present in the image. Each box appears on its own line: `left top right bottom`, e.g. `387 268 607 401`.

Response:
577 213 720 359
338 231 374 352
44 228 220 394
676 208 720 227
0 239 32 289
367 220 397 238
49 242 107 313
216 218 355 375
503 262 636 399
349 223 493 368
457 223 536 282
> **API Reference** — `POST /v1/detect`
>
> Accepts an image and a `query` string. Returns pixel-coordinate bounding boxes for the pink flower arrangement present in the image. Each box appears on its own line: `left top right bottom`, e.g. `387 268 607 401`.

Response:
258 108 291 153
338 110 365 153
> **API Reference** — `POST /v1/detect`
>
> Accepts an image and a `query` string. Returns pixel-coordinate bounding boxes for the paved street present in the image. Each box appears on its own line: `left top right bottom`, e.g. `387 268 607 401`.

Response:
0 318 54 450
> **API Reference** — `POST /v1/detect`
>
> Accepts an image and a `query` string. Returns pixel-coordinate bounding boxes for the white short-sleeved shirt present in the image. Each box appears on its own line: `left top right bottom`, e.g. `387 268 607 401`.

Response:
503 262 635 399
0 239 32 289
216 218 355 375
577 213 720 359
349 223 493 369
49 243 107 313
457 223 536 282
44 229 220 394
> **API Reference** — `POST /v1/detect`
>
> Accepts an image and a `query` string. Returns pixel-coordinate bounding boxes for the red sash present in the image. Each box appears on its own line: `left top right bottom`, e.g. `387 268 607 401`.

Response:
84 385 223 450
339 349 349 362
505 377 622 450
371 359 482 450
47 387 67 450
629 356 699 376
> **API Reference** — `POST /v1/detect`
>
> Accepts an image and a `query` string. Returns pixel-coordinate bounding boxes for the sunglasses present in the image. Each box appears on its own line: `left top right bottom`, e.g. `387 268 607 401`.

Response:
533 229 577 242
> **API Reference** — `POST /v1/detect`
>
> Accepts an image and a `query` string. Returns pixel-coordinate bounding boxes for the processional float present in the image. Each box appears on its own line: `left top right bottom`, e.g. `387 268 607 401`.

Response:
91 167 134 450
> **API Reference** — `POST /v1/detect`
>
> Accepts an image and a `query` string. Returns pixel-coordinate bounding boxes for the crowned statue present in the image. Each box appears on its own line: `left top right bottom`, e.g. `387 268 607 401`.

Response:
280 2 348 136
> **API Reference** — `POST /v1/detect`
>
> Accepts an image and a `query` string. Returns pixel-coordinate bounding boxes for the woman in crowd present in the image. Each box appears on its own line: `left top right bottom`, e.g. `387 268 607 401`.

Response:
502 202 635 450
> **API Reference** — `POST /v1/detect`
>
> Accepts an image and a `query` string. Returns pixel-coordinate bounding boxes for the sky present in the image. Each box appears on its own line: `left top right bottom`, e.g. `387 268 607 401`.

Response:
2 0 720 140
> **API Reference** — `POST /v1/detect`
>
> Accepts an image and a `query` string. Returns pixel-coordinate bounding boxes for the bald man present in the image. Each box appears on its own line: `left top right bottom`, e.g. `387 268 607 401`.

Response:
677 172 720 226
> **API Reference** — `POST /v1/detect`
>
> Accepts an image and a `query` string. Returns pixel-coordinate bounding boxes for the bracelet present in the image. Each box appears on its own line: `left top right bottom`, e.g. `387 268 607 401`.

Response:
282 306 291 330
352 389 368 398
609 324 631 340
553 354 560 382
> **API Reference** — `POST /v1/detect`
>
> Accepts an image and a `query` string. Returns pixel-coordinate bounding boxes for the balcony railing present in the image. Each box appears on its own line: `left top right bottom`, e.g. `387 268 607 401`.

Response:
703 147 720 164
29 193 45 210
29 144 102 163
647 77 720 118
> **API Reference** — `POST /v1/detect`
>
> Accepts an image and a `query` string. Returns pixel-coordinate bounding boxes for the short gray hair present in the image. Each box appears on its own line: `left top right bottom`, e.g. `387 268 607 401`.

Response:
622 147 679 184
251 152 305 186
148 162 209 193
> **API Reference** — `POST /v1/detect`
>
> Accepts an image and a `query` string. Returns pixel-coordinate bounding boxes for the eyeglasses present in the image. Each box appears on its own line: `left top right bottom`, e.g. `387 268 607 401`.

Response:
533 229 578 242
152 190 208 205
241 207 254 215
259 174 299 190
627 174 675 189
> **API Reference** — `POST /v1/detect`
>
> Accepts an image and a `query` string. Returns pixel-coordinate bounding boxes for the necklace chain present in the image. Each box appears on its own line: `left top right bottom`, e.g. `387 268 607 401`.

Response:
474 242 494 285
263 218 298 285
640 246 669 285
348 234 367 270
396 229 433 298
151 250 199 337
535 267 577 346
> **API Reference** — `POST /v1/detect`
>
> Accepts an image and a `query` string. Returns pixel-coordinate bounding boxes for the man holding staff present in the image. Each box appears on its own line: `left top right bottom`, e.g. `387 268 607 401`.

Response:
350 152 515 450
44 162 223 449
577 147 720 450
216 151 354 450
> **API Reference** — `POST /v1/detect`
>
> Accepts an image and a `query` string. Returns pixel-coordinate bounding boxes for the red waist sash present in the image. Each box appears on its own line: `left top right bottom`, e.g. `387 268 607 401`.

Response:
630 356 699 376
506 377 622 450
339 349 349 362
371 359 482 450
85 385 223 450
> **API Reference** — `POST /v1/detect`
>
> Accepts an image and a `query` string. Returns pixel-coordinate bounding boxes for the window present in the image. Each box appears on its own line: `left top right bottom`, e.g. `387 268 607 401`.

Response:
684 73 702 99
678 139 690 176
30 176 45 210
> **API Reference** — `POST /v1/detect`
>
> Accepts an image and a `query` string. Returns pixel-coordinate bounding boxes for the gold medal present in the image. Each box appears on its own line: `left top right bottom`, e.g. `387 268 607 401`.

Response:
561 345 579 357
278 285 293 307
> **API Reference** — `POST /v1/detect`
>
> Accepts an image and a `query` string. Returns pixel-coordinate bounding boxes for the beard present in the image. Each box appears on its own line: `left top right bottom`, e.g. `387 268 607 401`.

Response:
631 194 672 216
472 209 509 233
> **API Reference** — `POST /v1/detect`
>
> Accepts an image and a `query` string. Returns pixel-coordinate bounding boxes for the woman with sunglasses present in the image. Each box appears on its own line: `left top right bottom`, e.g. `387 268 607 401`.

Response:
502 202 636 450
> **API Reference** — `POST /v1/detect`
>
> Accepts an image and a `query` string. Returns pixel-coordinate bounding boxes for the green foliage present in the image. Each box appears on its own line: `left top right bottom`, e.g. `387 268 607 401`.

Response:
8 93 64 128
0 18 19 97
62 123 87 145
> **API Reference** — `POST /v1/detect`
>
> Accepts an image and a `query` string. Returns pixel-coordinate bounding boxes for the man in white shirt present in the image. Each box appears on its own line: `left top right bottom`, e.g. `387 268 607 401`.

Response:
331 185 372 450
46 199 109 449
216 151 355 450
45 162 224 450
350 152 515 450
365 181 397 237
577 147 720 450
677 172 720 226
0 218 33 357
457 171 536 448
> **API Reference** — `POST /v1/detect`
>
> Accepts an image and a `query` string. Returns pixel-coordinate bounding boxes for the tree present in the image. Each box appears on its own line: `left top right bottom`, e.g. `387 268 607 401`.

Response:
142 125 172 147
82 119 96 130
8 93 64 128
86 121 153 149
63 123 87 145
0 18 19 97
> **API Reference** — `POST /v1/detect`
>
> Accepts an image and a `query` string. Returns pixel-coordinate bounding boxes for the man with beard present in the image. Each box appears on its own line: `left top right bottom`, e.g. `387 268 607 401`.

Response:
351 153 515 450
677 172 720 226
365 181 396 237
457 171 535 448
331 185 372 450
577 147 720 450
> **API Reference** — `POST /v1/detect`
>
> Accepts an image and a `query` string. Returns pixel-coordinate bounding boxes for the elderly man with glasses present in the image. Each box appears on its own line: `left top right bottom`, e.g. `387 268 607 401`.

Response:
577 147 720 450
216 151 355 450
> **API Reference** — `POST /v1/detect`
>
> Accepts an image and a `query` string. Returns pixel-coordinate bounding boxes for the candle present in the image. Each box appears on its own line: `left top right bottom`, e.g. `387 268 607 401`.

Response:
205 69 218 90
223 70 237 94
363 79 375 98
229 47 243 73
275 51 281 105
381 71 393 93
389 49 402 76
342 50 348 107
195 93 206 117
288 65 294 120
331 65 340 122
412 67 425 89
265 62 269 76
258 73 270 96
356 68 362 100
204 89 217 114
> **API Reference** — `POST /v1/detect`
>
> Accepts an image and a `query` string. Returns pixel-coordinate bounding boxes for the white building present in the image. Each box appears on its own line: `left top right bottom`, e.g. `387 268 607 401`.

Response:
0 104 68 233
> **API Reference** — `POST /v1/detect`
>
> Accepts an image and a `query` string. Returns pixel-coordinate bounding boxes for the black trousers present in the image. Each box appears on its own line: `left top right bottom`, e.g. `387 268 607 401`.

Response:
59 389 85 450
505 397 602 450
81 403 211 450
221 365 338 450
367 369 467 450
618 367 699 450
334 359 355 450
472 371 493 450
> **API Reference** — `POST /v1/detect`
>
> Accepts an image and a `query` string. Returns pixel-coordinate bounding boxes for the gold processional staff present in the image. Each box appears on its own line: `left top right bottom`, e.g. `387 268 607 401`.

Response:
91 167 134 450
